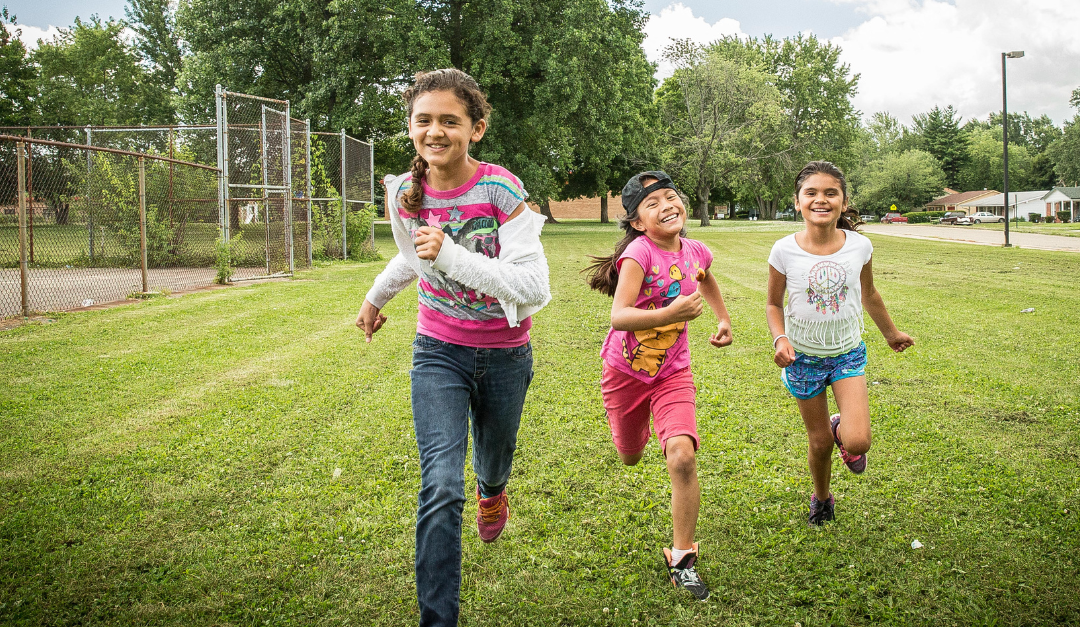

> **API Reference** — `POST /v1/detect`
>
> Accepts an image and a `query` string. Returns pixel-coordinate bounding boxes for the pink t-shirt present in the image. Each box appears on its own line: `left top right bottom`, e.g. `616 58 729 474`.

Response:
600 236 714 382
395 162 530 348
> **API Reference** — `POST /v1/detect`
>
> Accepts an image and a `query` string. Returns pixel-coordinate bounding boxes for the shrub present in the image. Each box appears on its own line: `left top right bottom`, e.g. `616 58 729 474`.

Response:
904 211 943 224
1057 211 1070 223
1028 213 1041 223
345 205 381 262
214 231 243 284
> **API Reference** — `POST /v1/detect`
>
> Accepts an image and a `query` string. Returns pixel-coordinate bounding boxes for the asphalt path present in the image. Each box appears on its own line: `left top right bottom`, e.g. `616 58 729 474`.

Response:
860 223 1080 252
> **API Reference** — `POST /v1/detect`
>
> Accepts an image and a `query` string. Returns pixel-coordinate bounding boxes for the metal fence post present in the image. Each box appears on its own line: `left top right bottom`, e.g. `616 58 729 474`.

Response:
17 142 29 317
284 102 294 273
217 85 232 242
305 120 313 267
86 126 94 263
341 128 347 260
369 138 375 248
139 156 148 294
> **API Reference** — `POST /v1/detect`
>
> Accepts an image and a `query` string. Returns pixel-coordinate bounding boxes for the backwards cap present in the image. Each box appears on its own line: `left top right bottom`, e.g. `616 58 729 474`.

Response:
621 171 679 213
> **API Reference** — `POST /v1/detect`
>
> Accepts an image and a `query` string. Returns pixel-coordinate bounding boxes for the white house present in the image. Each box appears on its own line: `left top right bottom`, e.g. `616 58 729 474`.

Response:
1041 187 1080 222
956 191 1048 221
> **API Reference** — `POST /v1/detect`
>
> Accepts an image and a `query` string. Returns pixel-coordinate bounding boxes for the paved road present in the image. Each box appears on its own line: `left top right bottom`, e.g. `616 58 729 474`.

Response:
860 223 1080 252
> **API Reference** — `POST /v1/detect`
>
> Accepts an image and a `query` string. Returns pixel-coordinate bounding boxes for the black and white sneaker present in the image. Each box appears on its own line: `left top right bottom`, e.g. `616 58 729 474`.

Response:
663 543 710 601
808 493 835 526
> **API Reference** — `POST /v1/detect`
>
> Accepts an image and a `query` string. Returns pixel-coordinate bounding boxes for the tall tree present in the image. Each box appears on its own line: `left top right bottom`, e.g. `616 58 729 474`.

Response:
32 17 171 125
657 39 787 226
126 0 183 110
958 125 1033 192
0 9 36 126
852 149 946 214
911 105 968 189
1048 87 1080 186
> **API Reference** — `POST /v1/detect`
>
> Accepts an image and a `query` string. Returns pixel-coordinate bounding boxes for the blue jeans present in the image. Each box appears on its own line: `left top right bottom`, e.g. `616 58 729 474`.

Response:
410 333 534 627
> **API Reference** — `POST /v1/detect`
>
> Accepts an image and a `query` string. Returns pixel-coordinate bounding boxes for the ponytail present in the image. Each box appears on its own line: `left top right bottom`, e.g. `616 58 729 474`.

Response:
583 231 647 297
400 154 429 214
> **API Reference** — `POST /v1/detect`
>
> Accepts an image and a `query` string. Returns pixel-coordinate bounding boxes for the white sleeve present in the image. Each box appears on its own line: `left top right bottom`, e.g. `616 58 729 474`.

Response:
430 210 550 308
767 237 788 274
364 253 417 309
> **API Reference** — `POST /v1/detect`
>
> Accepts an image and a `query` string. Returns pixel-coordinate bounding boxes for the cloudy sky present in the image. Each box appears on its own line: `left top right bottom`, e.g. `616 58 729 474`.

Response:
7 0 1080 126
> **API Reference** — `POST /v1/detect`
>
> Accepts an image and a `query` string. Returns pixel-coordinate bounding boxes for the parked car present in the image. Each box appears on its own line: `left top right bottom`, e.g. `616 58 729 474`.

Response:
971 211 1004 224
940 210 971 225
860 214 876 223
880 212 908 224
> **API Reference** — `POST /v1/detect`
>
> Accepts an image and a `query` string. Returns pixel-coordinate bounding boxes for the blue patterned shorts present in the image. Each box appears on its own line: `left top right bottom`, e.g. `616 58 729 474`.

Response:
781 342 867 400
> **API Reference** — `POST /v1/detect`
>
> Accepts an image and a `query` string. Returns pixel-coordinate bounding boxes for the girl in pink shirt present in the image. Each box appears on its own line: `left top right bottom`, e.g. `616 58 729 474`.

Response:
585 170 732 601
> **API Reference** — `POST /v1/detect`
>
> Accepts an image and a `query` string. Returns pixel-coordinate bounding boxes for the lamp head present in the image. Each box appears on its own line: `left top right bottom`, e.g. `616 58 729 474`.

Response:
1005 51 1025 58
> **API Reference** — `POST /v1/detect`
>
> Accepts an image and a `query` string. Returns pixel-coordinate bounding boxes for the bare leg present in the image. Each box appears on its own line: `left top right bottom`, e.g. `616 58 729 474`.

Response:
796 392 834 502
664 435 699 550
618 450 644 466
831 376 872 456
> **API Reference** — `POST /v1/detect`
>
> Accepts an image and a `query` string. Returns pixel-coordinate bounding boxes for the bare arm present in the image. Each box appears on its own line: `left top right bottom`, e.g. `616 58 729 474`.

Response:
610 259 703 332
696 268 733 347
860 258 914 352
766 265 795 367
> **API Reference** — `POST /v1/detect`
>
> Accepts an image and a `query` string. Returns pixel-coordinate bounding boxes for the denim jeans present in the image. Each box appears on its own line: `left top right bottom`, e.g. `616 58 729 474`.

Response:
410 333 534 627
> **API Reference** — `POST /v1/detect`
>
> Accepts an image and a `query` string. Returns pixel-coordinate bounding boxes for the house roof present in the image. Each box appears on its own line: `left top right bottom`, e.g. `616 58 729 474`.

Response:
1044 186 1080 200
957 191 1048 207
926 190 999 207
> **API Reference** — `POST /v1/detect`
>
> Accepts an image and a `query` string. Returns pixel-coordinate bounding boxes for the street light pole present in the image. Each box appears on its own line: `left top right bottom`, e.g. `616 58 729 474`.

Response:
1002 50 1024 247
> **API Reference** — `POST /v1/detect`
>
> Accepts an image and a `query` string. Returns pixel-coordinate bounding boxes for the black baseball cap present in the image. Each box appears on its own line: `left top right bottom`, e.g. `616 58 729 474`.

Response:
621 171 679 213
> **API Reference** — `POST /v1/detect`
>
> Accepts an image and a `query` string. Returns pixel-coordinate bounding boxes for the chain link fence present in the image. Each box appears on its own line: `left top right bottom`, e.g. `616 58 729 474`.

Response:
0 88 375 317
1 136 220 317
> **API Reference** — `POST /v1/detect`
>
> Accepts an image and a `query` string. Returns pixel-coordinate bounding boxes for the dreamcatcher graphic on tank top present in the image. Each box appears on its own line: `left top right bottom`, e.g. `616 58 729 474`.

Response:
805 260 848 314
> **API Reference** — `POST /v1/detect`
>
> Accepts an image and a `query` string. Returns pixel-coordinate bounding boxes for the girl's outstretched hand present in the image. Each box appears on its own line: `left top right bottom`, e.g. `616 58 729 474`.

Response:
773 337 796 368
414 226 445 260
356 299 387 343
709 319 733 347
887 331 914 353
667 292 704 323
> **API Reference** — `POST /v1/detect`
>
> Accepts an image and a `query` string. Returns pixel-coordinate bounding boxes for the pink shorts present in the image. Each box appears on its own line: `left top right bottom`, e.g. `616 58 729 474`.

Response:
601 364 699 456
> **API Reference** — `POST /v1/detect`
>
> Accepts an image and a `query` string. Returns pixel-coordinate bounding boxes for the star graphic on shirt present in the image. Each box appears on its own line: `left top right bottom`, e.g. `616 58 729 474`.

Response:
447 206 464 222
425 214 443 229
478 293 500 309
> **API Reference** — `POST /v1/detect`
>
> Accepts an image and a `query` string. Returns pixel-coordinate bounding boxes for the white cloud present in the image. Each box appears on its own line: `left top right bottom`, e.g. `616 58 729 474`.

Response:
643 1 1080 125
833 0 1080 125
6 22 63 50
643 3 748 80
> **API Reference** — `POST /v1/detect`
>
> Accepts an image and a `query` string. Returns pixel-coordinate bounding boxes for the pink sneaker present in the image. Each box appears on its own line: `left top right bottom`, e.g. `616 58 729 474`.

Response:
476 489 509 543
830 414 866 474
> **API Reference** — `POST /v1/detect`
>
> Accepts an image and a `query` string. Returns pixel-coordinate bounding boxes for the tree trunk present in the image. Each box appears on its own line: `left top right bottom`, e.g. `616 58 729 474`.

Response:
696 185 711 227
539 199 557 224
757 196 780 220
600 195 609 223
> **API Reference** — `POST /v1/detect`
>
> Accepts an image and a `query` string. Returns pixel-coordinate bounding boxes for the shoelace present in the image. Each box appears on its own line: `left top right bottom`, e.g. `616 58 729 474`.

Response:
676 566 703 586
478 495 504 523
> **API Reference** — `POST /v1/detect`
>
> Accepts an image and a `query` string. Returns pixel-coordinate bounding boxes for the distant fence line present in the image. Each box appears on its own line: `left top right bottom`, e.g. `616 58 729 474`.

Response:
0 88 375 317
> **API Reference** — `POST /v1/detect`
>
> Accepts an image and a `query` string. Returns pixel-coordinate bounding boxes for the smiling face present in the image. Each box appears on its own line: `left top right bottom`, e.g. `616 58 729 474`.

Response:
630 179 686 245
795 172 847 226
408 89 486 173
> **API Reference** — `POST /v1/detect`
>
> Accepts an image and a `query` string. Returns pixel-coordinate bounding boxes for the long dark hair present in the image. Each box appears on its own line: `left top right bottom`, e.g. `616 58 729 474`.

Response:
400 68 492 214
584 173 686 297
794 160 860 232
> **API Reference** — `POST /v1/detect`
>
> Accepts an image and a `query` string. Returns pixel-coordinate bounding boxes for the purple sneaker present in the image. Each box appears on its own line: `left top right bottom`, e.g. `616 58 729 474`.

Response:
808 493 835 526
476 489 509 543
830 414 866 474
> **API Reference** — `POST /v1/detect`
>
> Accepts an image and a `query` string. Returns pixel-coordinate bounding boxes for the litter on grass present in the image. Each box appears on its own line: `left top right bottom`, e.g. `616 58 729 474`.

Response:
911 539 924 549
1020 308 1035 313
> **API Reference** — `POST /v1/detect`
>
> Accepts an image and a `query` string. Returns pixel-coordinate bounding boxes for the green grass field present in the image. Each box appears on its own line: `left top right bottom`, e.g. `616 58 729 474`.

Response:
1 221 1078 626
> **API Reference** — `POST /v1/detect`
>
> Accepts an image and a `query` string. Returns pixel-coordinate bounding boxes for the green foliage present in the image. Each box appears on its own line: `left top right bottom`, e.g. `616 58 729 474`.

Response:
1029 213 1042 223
1048 108 1080 186
214 230 242 283
345 205 380 262
904 211 944 224
960 126 1033 192
31 17 172 126
0 9 36 126
657 39 788 225
853 149 947 214
911 105 968 189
